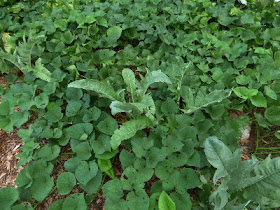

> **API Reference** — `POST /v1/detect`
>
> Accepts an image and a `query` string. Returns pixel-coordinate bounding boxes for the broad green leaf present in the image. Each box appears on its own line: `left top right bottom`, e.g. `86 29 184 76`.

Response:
49 200 64 210
102 179 124 200
119 150 136 170
31 176 54 202
57 172 76 195
75 160 98 185
82 107 101 122
98 159 112 172
75 142 92 160
61 31 74 44
97 116 118 135
34 93 49 109
264 86 277 100
146 147 166 168
158 191 176 210
161 98 179 116
66 123 93 140
91 134 111 155
106 26 122 46
250 92 267 108
233 87 258 100
111 117 152 150
44 103 63 123
11 203 33 210
54 19 67 31
0 101 12 115
95 149 118 160
68 79 119 101
11 111 29 128
0 117 14 131
66 88 83 100
107 26 122 40
131 137 154 158
0 187 19 208
126 189 149 210
92 49 115 64
179 168 200 190
62 193 87 210
265 106 280 125
170 192 192 210
132 94 156 116
80 170 102 195
66 100 82 117
33 145 60 161
64 157 80 173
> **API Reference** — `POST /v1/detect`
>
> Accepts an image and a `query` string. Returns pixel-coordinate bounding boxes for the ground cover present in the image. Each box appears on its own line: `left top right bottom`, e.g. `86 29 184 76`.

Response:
0 0 280 209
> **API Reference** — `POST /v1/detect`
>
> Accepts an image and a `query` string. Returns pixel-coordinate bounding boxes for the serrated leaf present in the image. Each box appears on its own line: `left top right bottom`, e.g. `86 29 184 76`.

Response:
204 137 233 183
68 79 119 101
142 71 172 93
111 117 152 150
17 36 44 66
110 101 140 115
57 172 76 195
158 191 176 210
183 88 232 114
241 156 280 202
122 68 138 97
32 58 52 82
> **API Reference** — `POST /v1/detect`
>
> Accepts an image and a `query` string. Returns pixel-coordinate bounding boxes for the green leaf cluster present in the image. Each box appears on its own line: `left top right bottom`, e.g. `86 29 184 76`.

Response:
0 0 280 209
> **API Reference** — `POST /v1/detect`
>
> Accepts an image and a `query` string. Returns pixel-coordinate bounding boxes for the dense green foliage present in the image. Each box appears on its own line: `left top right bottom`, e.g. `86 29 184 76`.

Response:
0 0 280 209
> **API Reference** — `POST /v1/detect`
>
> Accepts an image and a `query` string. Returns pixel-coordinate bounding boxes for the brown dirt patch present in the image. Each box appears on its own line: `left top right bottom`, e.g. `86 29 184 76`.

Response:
0 128 23 188
0 75 23 187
